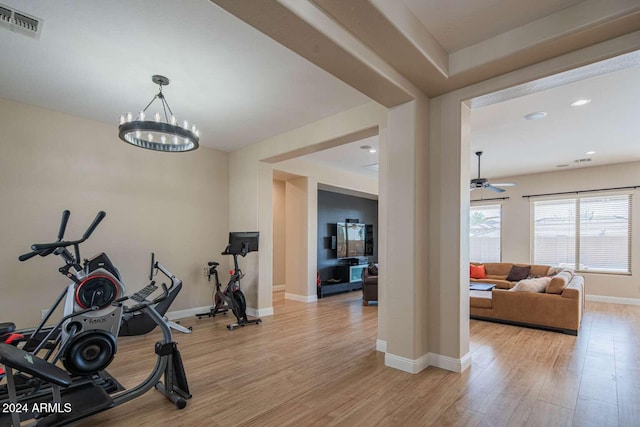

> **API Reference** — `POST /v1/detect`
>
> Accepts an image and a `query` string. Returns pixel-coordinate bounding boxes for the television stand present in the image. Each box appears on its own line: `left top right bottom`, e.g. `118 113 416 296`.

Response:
317 264 366 298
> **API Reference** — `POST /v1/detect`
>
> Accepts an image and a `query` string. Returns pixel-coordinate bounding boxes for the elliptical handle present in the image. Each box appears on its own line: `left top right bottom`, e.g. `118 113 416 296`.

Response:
149 252 156 280
19 251 39 262
82 211 106 240
57 210 71 241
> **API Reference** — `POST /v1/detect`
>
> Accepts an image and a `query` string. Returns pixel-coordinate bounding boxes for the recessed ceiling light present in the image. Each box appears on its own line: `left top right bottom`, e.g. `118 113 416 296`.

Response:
368 148 377 153
523 111 547 120
586 151 596 155
556 164 570 168
360 145 371 150
571 99 591 107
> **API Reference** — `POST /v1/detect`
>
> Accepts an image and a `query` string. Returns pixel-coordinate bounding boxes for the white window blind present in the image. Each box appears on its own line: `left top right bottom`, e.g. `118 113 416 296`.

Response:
531 194 631 274
470 204 501 263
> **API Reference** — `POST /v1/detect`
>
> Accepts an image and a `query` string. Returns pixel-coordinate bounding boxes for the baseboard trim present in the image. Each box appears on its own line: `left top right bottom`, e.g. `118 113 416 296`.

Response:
247 307 274 317
166 306 210 320
385 352 430 374
428 352 471 373
167 305 274 320
384 350 470 374
272 285 286 292
284 293 318 303
376 339 387 353
586 294 640 306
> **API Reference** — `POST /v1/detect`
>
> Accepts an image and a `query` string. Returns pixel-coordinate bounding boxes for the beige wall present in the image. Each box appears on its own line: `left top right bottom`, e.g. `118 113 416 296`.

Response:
284 177 309 297
474 161 640 301
0 98 229 328
272 179 286 287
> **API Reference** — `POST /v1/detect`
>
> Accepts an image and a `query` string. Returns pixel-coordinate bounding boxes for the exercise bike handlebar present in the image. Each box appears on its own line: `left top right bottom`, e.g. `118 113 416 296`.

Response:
28 211 106 252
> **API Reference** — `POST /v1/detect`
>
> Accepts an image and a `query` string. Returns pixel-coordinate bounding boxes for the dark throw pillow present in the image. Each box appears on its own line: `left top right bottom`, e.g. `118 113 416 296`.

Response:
368 262 378 275
506 265 531 282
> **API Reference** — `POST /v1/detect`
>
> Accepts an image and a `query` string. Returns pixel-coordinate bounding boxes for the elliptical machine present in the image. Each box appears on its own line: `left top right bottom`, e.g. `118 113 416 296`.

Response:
0 210 191 427
197 232 261 330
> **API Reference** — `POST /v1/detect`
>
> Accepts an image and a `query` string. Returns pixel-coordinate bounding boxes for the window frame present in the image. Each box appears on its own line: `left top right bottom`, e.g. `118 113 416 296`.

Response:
469 202 502 263
530 193 632 275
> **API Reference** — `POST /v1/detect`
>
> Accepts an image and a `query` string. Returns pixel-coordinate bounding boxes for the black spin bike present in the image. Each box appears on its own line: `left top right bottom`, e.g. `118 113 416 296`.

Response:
196 232 261 330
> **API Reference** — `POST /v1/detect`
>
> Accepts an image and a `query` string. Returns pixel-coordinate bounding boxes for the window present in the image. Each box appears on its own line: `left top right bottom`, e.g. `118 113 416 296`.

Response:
531 194 631 274
470 204 501 263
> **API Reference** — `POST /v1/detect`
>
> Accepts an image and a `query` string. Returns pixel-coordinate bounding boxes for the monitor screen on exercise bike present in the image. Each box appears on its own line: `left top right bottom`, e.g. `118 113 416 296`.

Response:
227 232 259 255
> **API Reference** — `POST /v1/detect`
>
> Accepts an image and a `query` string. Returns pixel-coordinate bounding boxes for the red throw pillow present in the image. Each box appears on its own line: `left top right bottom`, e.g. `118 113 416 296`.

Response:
470 264 486 279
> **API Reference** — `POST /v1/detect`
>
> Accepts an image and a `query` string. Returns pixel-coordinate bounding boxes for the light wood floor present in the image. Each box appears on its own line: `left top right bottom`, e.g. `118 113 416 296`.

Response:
68 291 639 426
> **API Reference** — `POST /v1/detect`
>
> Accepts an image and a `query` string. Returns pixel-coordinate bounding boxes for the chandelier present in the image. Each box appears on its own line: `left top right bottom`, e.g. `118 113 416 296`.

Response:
119 75 199 152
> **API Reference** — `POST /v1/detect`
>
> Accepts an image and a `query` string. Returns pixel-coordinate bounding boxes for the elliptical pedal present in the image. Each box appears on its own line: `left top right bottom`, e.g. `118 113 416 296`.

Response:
130 282 158 302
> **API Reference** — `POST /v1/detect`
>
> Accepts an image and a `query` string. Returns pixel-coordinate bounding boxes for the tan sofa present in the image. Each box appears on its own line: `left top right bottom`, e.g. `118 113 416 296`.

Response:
469 262 585 335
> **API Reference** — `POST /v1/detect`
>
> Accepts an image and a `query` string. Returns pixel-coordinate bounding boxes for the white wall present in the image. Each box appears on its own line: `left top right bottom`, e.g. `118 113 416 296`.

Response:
473 161 640 301
0 98 229 327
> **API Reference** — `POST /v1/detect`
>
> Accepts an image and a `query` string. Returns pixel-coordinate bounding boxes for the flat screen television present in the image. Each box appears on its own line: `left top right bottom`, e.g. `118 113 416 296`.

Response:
336 222 365 258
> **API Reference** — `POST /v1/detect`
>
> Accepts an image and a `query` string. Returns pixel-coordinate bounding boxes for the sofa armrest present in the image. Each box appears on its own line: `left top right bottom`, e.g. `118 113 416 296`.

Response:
561 275 584 299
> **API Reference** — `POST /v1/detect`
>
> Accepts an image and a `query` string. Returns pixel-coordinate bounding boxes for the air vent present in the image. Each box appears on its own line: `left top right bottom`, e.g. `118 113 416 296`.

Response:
0 3 43 38
573 158 592 164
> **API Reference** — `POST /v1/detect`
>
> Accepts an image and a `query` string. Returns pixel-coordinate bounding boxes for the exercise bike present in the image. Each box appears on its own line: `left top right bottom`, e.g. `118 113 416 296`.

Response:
195 261 229 319
196 232 261 330
0 210 191 426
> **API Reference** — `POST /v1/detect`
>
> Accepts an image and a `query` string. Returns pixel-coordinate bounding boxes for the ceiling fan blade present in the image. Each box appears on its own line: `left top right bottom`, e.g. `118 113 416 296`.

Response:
485 185 506 193
492 182 516 187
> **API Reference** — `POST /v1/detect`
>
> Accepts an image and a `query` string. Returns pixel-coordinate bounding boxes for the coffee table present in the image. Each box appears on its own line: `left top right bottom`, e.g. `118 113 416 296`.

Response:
469 282 495 291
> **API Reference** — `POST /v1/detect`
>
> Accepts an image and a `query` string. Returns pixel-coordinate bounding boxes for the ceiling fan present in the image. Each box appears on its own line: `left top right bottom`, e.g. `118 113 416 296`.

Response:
470 151 515 193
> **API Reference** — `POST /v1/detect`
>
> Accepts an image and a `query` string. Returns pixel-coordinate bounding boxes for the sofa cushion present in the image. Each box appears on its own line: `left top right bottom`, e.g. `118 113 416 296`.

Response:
482 263 513 276
511 277 551 293
469 290 492 308
506 265 531 282
547 269 573 294
529 264 553 278
470 264 486 279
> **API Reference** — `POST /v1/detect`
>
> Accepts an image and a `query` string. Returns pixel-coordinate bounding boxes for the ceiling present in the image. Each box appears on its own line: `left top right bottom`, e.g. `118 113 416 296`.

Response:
401 0 585 53
0 0 369 152
1 0 639 181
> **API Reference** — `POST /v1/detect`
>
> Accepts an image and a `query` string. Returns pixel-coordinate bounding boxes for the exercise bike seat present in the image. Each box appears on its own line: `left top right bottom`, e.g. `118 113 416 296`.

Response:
0 343 71 387
0 322 15 335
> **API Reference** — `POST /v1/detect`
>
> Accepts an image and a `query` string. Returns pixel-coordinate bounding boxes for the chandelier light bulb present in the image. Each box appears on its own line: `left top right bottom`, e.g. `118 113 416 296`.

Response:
119 115 125 125
139 111 145 121
183 120 188 129
171 115 177 125
173 136 179 145
135 130 141 138
160 135 167 144
148 133 153 141
191 125 197 133
126 112 133 122
154 112 161 122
